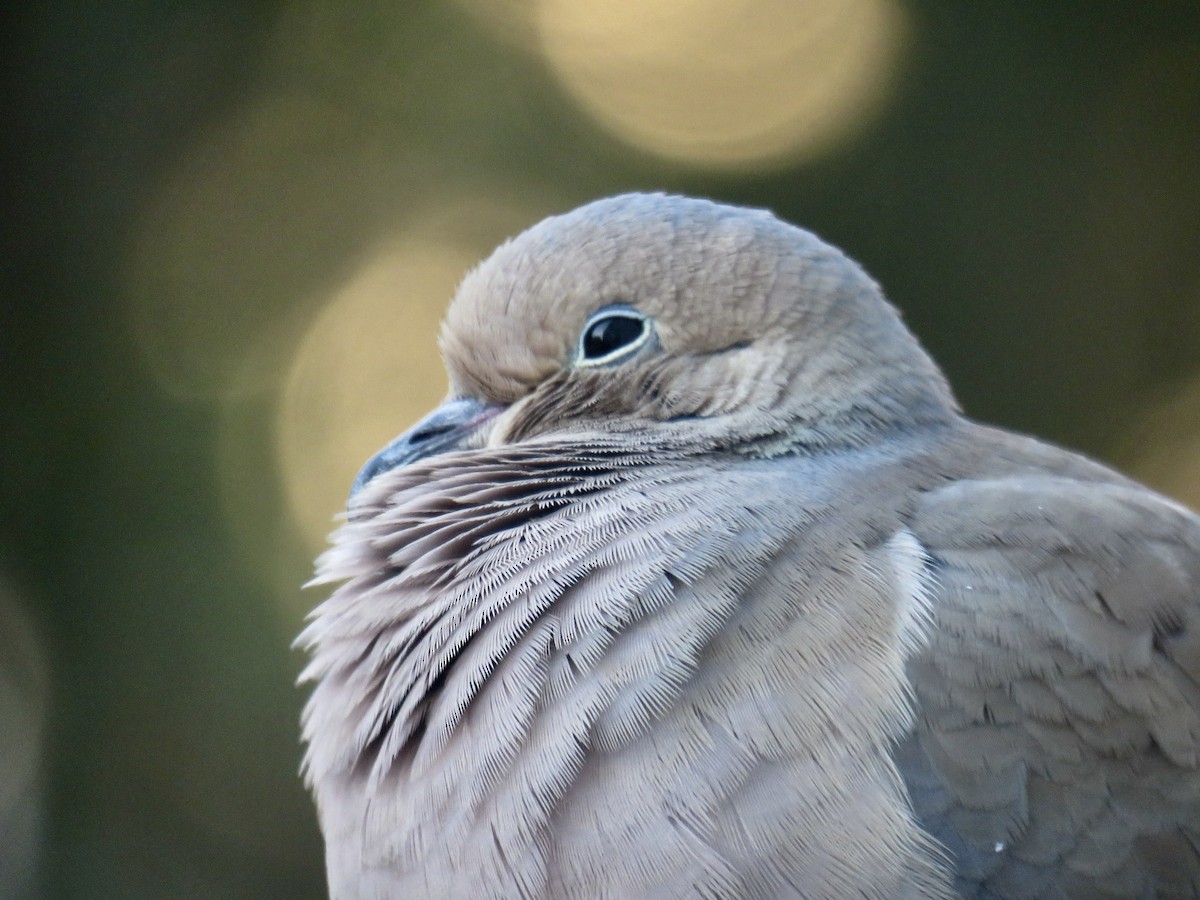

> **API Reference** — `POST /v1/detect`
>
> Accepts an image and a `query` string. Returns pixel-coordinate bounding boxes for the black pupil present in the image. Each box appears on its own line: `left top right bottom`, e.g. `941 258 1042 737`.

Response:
582 314 645 359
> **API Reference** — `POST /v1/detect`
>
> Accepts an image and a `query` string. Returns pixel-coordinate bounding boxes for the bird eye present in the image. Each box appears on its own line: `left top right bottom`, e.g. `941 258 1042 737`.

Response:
577 307 653 366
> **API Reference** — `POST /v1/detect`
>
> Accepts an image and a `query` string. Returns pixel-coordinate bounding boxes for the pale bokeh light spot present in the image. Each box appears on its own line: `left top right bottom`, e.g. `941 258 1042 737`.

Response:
277 239 462 558
210 192 557 622
273 196 553 564
123 93 414 401
215 393 314 626
535 0 906 169
450 0 540 50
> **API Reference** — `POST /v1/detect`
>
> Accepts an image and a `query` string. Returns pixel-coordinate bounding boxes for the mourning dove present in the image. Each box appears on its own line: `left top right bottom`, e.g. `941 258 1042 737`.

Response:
298 194 1200 899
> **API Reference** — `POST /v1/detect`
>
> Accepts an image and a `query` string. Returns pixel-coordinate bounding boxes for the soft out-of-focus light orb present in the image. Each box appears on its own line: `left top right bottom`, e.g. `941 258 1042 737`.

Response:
535 0 905 168
215 395 312 623
0 581 48 897
1122 374 1200 513
221 194 555 618
277 238 461 556
451 0 540 50
270 189 563 561
124 94 404 401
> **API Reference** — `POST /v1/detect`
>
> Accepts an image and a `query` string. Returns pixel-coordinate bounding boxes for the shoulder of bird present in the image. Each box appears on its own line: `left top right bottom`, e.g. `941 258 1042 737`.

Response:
298 193 1200 899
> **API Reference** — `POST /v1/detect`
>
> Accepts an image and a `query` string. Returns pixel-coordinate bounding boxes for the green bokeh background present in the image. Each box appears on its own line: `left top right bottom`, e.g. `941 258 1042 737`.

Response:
2 3 1199 897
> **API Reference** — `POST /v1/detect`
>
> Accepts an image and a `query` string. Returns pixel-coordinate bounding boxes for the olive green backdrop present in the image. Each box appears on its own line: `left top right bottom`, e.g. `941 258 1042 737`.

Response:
2 2 1198 897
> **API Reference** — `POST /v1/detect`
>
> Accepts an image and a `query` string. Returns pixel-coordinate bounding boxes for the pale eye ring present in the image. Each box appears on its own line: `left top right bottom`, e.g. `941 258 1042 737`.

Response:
576 305 654 367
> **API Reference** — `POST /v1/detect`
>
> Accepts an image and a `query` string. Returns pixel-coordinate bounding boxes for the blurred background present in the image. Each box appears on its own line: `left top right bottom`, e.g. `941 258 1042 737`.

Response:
2 1 1199 896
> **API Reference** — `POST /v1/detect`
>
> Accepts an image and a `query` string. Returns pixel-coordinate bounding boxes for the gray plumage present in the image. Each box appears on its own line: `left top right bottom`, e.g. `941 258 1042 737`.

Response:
298 194 1200 898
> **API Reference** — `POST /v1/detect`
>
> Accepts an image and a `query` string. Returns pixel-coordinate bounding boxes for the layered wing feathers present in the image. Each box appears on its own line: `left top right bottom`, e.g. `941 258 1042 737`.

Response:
905 434 1200 898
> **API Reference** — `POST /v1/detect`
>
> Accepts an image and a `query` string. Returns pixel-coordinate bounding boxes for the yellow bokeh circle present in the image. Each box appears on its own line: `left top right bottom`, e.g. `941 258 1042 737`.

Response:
535 0 906 168
275 238 470 557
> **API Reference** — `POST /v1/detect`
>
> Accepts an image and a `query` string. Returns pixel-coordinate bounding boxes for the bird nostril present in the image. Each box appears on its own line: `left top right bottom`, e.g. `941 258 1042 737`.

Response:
409 424 454 445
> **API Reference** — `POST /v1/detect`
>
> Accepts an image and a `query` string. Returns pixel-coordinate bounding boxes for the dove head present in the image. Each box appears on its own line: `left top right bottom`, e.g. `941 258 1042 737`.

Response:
353 194 957 493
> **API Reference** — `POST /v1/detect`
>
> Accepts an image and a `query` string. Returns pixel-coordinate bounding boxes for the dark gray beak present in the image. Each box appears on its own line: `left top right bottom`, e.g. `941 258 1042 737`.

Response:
350 397 505 500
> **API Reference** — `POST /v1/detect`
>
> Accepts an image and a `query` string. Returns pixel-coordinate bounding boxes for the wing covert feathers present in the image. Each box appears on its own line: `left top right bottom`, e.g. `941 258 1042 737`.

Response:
904 436 1200 898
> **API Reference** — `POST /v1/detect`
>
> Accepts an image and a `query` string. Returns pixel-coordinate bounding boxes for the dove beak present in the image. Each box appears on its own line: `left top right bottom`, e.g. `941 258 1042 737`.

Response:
349 397 506 499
